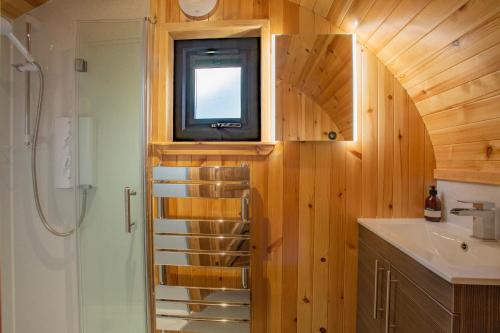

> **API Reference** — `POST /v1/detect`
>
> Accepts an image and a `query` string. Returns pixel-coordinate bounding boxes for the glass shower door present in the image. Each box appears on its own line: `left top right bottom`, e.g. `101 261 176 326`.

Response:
75 20 148 333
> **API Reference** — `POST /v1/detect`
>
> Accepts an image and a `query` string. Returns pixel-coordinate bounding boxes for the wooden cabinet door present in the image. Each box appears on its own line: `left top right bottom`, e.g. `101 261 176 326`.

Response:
388 268 457 333
357 241 390 333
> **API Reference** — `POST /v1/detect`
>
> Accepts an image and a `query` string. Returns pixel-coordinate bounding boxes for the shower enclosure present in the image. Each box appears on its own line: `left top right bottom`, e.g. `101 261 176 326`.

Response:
75 20 149 333
0 0 150 330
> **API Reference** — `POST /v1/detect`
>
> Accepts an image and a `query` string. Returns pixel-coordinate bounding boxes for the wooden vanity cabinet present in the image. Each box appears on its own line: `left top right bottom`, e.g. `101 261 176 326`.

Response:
357 226 459 333
357 240 390 333
389 268 457 333
357 225 500 333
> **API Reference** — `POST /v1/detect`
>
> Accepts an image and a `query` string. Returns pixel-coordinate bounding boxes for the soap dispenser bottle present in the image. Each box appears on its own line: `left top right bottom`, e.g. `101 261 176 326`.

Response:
424 186 442 222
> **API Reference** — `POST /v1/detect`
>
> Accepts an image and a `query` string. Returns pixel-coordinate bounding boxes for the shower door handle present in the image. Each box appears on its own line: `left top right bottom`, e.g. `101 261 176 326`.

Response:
124 187 137 233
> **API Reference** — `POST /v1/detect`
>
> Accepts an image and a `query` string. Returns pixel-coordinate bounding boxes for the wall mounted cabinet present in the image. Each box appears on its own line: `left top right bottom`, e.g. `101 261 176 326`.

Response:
274 34 357 142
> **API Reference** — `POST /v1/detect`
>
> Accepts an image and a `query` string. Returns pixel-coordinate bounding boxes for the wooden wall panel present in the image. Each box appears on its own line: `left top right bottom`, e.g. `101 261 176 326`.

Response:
149 2 436 333
266 45 435 333
277 0 500 184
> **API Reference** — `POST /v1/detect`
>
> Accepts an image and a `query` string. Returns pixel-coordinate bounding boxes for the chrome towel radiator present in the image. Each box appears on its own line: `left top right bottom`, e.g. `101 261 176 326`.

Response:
153 164 251 333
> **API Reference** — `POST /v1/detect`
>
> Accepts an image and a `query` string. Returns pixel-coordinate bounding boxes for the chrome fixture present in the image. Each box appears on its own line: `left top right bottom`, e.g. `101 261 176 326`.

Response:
450 201 497 241
25 21 32 146
2 16 89 237
124 187 137 233
12 62 39 72
153 164 251 332
1 16 35 63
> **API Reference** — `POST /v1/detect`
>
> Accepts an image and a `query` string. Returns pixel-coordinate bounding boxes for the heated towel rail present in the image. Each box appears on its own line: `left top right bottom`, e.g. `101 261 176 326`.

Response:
153 165 251 333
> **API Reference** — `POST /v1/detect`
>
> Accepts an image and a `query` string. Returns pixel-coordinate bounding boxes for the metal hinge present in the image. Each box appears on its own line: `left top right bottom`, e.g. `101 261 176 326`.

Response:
75 58 87 73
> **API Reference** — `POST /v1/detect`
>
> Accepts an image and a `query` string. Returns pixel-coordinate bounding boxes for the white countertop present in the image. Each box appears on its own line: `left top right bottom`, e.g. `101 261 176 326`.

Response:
358 218 500 285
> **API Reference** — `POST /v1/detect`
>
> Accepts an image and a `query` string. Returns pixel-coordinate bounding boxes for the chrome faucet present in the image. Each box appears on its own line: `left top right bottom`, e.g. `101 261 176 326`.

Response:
450 201 497 241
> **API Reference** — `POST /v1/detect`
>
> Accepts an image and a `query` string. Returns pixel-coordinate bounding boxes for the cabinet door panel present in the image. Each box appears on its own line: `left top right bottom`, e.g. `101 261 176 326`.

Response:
357 241 389 333
390 269 456 333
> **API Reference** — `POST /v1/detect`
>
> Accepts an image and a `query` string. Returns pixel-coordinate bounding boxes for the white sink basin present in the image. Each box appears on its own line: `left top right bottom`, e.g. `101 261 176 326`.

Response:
358 218 500 285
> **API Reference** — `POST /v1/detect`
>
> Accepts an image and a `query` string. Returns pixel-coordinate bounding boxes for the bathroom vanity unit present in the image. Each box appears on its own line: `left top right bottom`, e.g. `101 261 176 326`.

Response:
357 219 500 333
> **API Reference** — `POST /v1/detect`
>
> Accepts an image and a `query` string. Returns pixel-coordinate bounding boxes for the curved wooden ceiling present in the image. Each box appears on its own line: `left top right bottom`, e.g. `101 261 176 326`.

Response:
288 0 500 184
0 0 48 19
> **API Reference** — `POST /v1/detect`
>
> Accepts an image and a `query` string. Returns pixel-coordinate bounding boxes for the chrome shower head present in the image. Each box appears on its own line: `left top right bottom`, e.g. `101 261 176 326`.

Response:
12 62 39 72
1 16 36 63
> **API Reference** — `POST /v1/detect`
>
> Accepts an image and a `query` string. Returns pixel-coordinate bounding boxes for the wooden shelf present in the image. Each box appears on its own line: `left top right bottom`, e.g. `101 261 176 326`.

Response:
150 142 276 156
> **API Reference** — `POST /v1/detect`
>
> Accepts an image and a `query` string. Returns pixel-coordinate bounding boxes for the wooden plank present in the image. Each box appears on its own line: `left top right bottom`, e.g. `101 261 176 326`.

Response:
392 80 410 217
339 0 376 33
266 143 284 333
429 118 500 146
260 20 273 142
299 4 315 34
281 142 300 333
378 0 468 65
354 0 399 42
269 0 284 34
283 83 300 141
377 63 394 217
254 0 269 19
400 13 500 88
223 0 245 20
366 0 431 52
389 0 500 77
300 0 317 11
423 94 500 131
296 143 316 333
1 0 45 19
436 160 500 172
408 101 425 217
283 0 300 34
416 70 500 116
311 143 332 333
434 140 500 161
344 148 362 333
250 157 269 333
434 168 500 186
327 0 354 27
314 0 335 18
408 43 500 102
276 80 284 141
361 48 378 217
314 13 332 33
328 142 347 333
151 142 275 156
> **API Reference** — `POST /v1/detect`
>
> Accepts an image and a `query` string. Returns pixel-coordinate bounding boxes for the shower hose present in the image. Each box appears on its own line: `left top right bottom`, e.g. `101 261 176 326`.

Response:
31 62 88 237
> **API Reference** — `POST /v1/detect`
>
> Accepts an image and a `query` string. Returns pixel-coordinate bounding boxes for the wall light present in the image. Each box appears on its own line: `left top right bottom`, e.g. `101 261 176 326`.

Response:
178 0 218 17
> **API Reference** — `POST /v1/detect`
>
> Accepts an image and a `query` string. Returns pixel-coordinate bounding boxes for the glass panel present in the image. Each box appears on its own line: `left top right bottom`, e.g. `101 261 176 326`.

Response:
76 20 147 333
194 67 242 119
